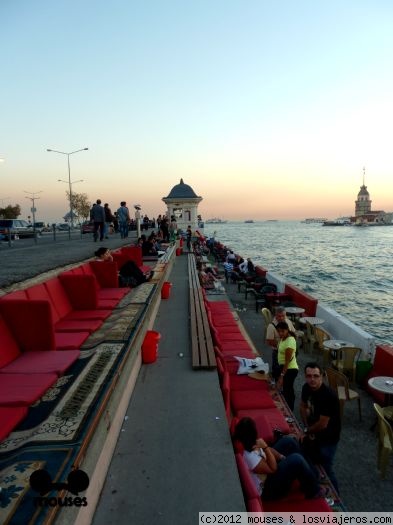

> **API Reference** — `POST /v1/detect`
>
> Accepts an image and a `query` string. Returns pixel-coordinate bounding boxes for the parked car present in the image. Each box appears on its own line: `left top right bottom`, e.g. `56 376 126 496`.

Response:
0 219 36 239
32 221 46 234
81 220 94 234
56 223 71 231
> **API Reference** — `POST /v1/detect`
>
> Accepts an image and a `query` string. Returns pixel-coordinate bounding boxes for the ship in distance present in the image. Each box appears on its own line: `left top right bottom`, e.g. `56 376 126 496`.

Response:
205 217 228 224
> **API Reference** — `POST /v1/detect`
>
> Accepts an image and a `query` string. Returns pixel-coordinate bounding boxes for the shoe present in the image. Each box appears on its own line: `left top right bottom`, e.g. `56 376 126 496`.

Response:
307 486 329 499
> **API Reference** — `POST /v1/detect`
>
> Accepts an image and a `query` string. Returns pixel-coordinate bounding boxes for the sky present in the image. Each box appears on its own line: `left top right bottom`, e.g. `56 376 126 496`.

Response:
1 0 393 222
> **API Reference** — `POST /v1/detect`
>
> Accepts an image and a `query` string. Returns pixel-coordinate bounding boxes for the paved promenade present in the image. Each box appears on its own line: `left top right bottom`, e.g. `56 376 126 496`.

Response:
0 233 138 290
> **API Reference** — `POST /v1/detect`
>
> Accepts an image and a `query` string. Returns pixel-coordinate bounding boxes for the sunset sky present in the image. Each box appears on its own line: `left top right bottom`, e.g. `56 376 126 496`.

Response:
1 0 392 223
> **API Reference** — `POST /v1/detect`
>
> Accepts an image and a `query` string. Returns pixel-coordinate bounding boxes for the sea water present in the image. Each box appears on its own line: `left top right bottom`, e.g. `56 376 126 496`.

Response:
203 221 393 345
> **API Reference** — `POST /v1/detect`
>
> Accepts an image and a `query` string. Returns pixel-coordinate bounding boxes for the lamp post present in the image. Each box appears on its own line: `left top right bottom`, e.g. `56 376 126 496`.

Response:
24 190 42 242
47 147 88 227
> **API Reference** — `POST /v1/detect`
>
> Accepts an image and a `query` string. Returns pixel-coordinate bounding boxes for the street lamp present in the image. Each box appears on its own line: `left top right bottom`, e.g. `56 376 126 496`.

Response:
24 190 43 235
47 147 88 227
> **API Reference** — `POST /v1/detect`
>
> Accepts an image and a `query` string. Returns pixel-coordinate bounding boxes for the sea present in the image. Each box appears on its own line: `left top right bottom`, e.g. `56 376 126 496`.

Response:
203 221 393 345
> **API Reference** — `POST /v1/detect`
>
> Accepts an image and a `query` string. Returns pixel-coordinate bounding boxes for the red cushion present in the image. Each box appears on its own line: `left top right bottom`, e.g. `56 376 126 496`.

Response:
55 331 90 350
97 288 129 300
26 283 60 323
231 390 276 412
0 315 21 367
264 492 332 512
121 246 143 267
65 309 112 321
44 277 73 319
217 341 252 352
59 274 99 310
0 349 80 376
247 497 264 512
229 375 269 392
90 261 119 288
1 290 28 300
54 318 102 333
237 409 291 444
0 373 58 406
0 406 28 441
0 300 55 352
97 298 119 309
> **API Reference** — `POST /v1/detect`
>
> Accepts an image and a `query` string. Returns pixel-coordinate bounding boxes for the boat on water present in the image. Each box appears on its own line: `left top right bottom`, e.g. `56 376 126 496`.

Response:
244 219 254 223
301 218 328 223
323 217 352 226
205 217 228 224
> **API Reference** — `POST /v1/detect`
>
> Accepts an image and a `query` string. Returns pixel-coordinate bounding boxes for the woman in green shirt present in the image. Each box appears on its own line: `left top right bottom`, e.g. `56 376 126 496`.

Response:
276 321 298 411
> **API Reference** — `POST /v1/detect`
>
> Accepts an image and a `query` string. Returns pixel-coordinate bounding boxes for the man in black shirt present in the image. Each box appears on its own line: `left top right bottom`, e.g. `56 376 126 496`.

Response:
300 362 341 493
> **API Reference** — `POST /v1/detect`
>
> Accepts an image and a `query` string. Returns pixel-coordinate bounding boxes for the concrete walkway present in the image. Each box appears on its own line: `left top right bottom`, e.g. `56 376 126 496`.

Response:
92 254 246 525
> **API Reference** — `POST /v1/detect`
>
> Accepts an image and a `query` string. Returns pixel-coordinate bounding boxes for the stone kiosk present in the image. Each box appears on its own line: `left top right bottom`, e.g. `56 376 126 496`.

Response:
162 178 202 232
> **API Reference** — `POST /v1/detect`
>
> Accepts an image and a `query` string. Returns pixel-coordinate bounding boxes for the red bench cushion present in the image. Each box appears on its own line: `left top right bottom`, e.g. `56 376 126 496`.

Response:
0 406 28 441
0 373 58 406
0 350 80 376
0 316 21 367
55 332 90 350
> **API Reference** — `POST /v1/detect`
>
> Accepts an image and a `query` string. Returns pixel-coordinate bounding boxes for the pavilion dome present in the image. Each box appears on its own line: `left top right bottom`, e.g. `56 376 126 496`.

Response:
164 178 200 199
358 185 370 197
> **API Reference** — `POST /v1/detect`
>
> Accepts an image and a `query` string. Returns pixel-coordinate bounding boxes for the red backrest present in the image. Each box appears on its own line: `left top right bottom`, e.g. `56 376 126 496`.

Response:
26 283 60 323
44 277 73 319
111 250 128 269
284 283 318 316
59 274 98 310
0 299 55 351
221 370 231 422
0 315 21 367
121 246 142 267
89 261 119 288
373 345 393 376
1 290 28 300
79 263 100 290
255 266 268 278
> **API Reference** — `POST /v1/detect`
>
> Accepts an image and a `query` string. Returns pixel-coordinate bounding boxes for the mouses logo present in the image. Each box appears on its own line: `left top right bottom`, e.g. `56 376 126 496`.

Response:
30 468 89 508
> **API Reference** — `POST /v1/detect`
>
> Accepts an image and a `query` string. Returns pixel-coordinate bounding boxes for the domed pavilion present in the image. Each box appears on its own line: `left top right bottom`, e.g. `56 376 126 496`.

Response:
162 179 202 231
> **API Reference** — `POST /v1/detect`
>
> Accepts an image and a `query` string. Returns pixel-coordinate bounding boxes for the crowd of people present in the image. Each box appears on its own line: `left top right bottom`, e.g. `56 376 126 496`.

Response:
199 240 342 501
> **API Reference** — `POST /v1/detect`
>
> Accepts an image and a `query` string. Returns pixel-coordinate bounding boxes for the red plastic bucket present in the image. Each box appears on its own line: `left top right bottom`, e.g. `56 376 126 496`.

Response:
161 281 172 299
176 248 182 256
142 330 161 364
179 238 184 247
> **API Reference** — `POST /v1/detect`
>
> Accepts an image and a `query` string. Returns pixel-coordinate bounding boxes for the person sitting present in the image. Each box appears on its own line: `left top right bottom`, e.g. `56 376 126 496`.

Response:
234 417 325 501
95 247 153 286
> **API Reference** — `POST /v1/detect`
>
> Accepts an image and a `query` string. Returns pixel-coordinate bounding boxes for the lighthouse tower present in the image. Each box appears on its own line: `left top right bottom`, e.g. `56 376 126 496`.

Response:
162 179 202 231
355 167 372 217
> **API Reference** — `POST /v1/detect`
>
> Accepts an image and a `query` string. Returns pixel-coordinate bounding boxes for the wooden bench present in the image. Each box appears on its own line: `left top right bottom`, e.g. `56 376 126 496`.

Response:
188 254 216 369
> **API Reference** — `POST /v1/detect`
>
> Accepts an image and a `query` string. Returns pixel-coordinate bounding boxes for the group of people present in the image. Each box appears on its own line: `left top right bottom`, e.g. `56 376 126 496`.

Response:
235 361 341 502
94 246 153 286
89 200 159 241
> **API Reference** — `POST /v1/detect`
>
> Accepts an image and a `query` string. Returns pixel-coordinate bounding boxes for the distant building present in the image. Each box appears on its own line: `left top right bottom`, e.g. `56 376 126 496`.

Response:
353 168 391 225
162 179 202 232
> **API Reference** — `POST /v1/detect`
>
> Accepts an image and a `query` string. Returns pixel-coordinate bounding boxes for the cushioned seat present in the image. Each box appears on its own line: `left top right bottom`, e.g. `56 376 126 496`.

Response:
236 408 291 443
26 283 104 333
0 350 80 376
231 389 276 412
0 406 28 442
0 373 58 406
55 331 90 350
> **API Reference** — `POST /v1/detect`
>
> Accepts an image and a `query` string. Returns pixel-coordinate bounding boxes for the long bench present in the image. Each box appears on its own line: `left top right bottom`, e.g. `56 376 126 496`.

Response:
188 253 216 369
0 245 156 441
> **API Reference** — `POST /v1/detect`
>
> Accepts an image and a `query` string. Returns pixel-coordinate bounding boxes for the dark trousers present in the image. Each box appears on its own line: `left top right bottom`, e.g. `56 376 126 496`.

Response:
262 437 319 500
279 366 298 411
93 221 104 241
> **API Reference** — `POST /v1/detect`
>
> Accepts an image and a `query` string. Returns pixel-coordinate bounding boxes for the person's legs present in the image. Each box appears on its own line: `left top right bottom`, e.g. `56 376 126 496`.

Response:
272 350 280 382
282 368 298 411
273 436 300 456
319 443 339 493
262 453 319 500
93 222 100 242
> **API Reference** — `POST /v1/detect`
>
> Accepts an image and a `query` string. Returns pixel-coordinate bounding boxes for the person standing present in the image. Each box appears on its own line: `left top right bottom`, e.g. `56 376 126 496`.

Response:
299 362 341 493
266 307 297 382
91 199 105 242
103 203 114 239
117 201 130 239
186 225 192 251
275 321 299 411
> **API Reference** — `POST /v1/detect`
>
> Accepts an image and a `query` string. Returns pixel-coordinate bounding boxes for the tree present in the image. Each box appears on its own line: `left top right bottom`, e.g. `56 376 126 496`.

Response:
65 191 91 223
0 204 21 219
